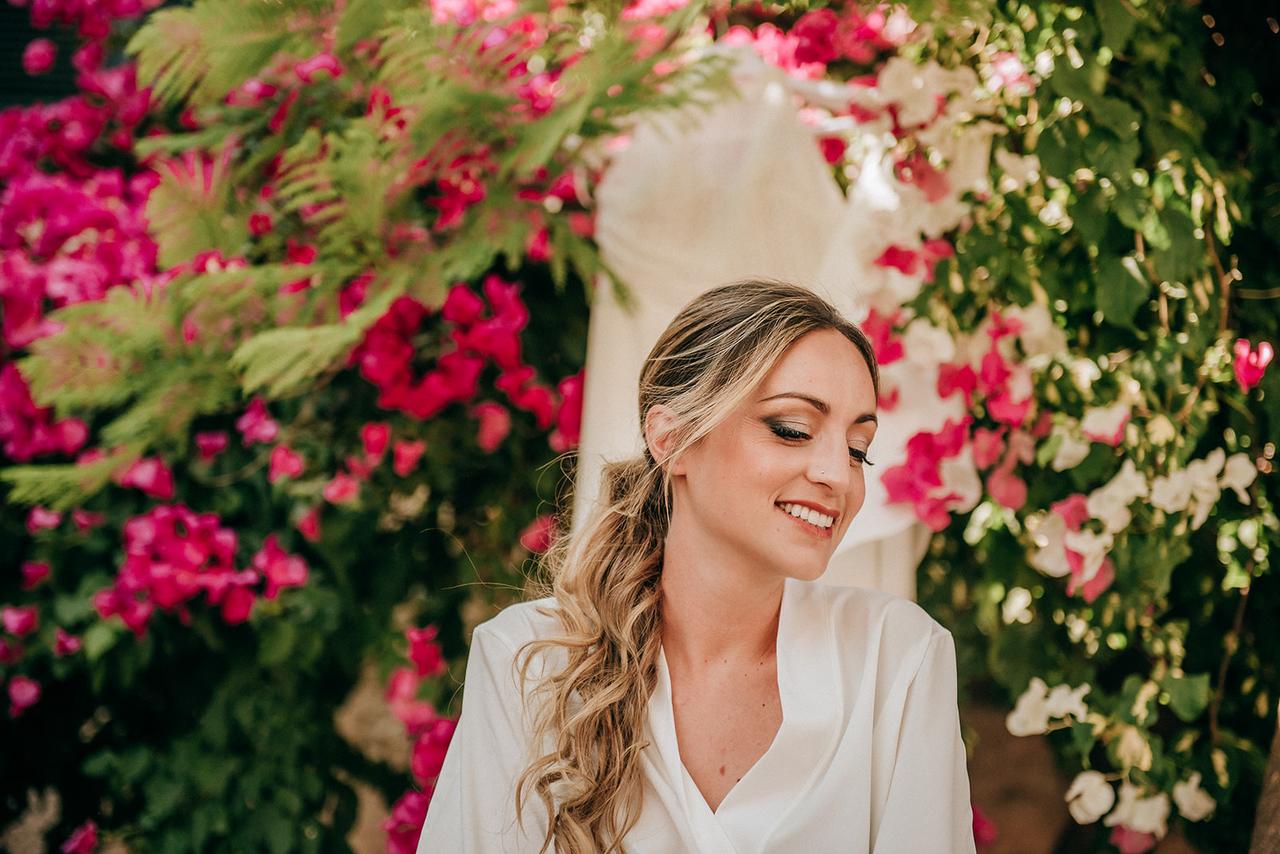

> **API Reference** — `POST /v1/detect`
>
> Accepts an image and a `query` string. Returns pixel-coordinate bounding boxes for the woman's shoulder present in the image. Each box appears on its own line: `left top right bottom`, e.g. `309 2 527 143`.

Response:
790 579 952 667
471 595 564 654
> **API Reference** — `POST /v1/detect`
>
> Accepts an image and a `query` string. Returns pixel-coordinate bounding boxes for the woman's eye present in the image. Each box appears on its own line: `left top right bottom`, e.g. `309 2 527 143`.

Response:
769 423 809 441
770 422 875 467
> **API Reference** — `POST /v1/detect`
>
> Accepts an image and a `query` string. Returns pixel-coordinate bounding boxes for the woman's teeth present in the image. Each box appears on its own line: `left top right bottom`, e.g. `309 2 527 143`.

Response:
777 502 834 529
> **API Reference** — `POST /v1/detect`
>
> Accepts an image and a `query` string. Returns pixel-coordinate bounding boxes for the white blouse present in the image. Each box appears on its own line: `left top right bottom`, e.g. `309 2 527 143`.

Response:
416 578 976 853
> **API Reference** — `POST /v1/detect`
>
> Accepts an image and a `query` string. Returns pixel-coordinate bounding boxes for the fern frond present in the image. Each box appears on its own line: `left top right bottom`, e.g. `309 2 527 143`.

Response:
0 447 137 511
230 279 405 397
147 140 247 268
98 365 239 450
20 282 171 413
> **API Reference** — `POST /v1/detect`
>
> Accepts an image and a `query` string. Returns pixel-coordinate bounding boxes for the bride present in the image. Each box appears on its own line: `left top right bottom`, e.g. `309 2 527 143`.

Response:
416 279 974 853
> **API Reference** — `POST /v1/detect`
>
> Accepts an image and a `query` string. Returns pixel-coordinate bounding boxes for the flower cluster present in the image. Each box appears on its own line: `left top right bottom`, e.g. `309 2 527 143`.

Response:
348 275 583 451
92 506 310 635
384 624 458 854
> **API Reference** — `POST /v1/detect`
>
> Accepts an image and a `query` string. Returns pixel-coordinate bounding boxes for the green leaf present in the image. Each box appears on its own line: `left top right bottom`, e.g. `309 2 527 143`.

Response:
83 620 123 663
1163 672 1211 722
1097 0 1139 54
1151 208 1202 282
258 620 297 667
1095 256 1149 328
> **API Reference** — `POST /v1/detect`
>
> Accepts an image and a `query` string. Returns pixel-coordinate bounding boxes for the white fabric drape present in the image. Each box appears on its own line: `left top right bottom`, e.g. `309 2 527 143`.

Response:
576 49 951 598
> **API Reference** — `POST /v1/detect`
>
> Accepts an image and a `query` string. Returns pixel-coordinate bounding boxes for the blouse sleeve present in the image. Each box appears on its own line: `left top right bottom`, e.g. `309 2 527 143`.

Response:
872 628 976 854
416 624 549 854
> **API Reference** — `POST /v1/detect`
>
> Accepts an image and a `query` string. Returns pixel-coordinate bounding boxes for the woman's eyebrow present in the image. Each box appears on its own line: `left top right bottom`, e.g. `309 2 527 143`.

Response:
758 392 878 424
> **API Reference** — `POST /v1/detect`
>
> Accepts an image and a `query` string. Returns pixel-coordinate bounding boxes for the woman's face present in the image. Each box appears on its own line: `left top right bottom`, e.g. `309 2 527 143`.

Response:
662 328 879 583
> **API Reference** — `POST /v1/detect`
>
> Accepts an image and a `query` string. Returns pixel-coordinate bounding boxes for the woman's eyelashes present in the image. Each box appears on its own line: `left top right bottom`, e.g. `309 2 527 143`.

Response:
765 420 875 466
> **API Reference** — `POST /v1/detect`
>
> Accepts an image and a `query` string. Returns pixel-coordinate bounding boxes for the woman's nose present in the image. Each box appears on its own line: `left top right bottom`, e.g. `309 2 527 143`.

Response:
807 438 852 491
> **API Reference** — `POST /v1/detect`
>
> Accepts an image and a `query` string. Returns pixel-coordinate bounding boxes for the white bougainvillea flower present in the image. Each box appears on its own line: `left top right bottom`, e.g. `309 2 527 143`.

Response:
1115 726 1154 772
1065 770 1115 824
1186 448 1226 530
1149 470 1192 514
1029 512 1072 578
994 148 1041 193
1172 772 1216 821
1081 401 1130 446
938 453 982 513
901 317 956 370
1051 426 1091 472
1146 414 1176 445
1006 676 1051 736
1220 452 1257 503
1087 459 1148 533
1006 301 1066 359
1103 782 1170 838
877 56 945 126
1045 682 1091 721
1064 528 1114 579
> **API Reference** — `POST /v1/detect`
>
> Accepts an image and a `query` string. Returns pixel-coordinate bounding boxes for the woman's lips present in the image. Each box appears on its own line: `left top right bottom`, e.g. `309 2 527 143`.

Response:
775 503 833 539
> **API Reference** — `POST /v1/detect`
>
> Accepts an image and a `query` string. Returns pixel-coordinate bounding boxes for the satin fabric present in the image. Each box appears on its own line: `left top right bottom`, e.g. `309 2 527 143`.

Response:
416 578 976 853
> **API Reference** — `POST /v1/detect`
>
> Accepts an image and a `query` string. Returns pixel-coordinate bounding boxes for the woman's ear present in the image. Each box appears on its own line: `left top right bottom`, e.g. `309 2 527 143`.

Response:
643 404 682 473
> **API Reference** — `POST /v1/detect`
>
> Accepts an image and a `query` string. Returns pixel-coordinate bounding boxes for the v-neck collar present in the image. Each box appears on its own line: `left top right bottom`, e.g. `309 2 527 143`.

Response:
647 578 844 854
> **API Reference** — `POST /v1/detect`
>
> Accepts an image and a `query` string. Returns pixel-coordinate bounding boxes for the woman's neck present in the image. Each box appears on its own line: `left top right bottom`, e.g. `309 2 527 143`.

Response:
657 522 785 670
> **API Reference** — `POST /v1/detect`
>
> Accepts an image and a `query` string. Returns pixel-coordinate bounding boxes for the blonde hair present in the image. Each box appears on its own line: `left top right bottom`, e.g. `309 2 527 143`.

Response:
513 279 879 853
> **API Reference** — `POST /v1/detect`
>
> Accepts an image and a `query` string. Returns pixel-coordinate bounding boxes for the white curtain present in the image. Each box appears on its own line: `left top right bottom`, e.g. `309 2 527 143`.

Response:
574 50 947 599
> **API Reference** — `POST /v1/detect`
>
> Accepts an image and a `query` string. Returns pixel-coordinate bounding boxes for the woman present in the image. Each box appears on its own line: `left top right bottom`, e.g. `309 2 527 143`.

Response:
416 280 975 853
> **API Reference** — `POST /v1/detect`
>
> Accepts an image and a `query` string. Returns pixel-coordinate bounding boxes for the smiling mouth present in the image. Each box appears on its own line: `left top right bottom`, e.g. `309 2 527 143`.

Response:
775 502 835 538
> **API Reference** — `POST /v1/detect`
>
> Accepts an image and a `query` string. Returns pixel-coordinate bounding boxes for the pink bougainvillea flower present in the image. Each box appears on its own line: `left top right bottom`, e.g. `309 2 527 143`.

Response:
60 819 98 854
236 397 280 445
344 453 374 481
937 362 978 405
518 513 556 553
54 628 82 657
295 53 344 84
21 561 51 590
248 212 273 236
323 472 360 505
220 585 255 624
1052 494 1090 530
411 717 459 785
986 466 1028 511
407 625 446 678
1108 826 1157 854
393 439 426 476
22 39 57 75
114 456 175 499
8 675 40 717
27 506 62 532
268 444 304 483
361 422 391 464
3 605 39 637
860 308 905 366
893 150 950 202
972 804 998 847
473 401 512 452
384 791 431 854
296 505 322 543
874 245 920 277
549 370 584 452
1067 555 1115 603
1233 338 1273 393
195 430 229 461
791 8 839 64
253 534 309 600
72 509 107 531
971 427 1006 470
988 51 1035 97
